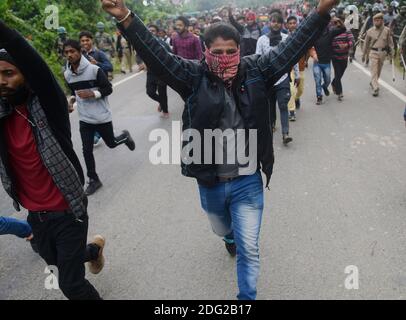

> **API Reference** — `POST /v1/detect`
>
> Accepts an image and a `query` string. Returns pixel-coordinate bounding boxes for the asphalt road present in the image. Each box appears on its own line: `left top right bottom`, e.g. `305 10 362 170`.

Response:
0 56 405 300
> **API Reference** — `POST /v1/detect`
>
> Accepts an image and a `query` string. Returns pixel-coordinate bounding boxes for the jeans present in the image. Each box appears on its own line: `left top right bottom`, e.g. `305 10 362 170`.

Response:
269 77 291 135
313 62 331 98
198 171 264 300
27 211 101 300
80 121 128 180
146 73 169 113
332 59 348 95
0 216 32 238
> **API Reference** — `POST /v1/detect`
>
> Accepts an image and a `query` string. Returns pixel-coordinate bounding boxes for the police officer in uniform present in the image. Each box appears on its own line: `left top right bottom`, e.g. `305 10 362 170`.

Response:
363 13 394 97
95 22 116 59
55 26 68 67
95 22 116 80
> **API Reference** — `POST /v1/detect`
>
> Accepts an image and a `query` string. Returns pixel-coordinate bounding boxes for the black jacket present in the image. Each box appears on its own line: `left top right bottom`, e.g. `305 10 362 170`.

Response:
0 21 85 189
314 26 347 64
120 12 331 188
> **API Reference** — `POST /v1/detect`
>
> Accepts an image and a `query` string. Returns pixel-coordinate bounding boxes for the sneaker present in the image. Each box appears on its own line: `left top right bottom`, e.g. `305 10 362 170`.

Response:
338 94 344 101
316 96 323 105
87 235 106 275
223 238 236 257
85 179 103 196
94 135 102 147
283 134 293 145
372 89 379 97
289 112 296 122
160 112 170 119
123 130 136 151
323 85 330 96
295 99 301 110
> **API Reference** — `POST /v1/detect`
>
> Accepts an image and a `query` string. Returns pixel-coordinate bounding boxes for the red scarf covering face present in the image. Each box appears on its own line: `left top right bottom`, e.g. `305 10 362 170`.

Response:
204 49 241 86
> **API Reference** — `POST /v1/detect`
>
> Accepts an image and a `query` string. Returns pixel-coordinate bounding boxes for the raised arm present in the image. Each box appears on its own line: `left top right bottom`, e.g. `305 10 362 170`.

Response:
101 0 200 99
228 8 244 34
257 11 331 86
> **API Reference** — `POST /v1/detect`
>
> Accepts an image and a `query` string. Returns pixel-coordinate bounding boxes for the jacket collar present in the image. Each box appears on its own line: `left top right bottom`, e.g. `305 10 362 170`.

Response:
67 55 90 75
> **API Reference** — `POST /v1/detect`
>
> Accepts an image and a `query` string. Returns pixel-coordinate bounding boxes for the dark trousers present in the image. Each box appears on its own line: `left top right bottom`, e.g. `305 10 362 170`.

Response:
269 77 291 135
350 29 359 58
146 73 169 113
332 59 348 95
27 211 101 300
80 121 128 181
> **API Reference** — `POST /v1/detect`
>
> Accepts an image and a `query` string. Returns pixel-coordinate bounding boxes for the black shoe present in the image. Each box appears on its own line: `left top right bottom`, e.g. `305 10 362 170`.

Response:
323 85 330 96
316 96 323 105
295 99 301 110
372 89 379 97
223 238 236 257
283 134 293 145
338 94 344 101
123 130 136 151
85 179 103 196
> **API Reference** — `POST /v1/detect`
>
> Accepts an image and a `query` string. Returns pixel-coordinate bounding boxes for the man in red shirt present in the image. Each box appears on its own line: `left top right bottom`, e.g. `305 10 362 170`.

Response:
0 20 105 300
172 16 203 60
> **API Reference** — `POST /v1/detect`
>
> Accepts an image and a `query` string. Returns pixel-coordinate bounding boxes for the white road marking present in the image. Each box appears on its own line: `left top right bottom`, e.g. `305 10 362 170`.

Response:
352 61 406 103
112 70 145 88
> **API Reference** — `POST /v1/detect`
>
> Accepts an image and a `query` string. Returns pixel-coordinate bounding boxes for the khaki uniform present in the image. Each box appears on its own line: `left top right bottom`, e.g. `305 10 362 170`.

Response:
288 70 298 113
120 37 133 73
363 25 394 92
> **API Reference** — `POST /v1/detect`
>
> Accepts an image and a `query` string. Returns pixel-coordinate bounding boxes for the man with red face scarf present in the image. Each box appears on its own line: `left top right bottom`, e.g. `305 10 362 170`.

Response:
101 0 339 300
228 8 262 56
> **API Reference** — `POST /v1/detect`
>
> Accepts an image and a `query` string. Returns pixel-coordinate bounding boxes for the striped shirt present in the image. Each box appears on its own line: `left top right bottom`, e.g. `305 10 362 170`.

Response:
332 31 354 60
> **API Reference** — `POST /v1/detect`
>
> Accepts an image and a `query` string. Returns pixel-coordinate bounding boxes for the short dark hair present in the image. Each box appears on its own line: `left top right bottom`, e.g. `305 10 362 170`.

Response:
270 13 284 24
269 8 283 16
148 24 159 32
287 16 298 23
63 39 82 53
176 16 189 27
79 31 93 40
203 22 240 49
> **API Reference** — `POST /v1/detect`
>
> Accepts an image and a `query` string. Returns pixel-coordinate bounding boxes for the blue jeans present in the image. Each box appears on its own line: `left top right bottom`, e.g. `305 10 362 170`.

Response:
313 62 331 97
269 77 291 135
0 216 32 238
198 171 264 300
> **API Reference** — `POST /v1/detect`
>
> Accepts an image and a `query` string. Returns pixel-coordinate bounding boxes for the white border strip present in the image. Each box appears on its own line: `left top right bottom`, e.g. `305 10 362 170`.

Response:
352 61 406 103
112 70 145 88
